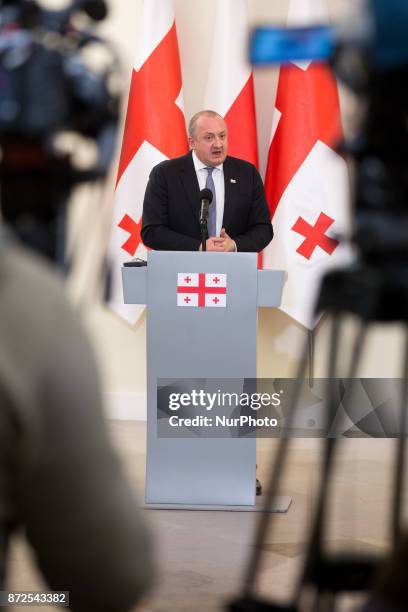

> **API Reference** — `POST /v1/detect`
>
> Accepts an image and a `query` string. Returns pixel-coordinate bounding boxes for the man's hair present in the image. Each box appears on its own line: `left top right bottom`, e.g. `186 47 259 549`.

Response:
188 110 224 138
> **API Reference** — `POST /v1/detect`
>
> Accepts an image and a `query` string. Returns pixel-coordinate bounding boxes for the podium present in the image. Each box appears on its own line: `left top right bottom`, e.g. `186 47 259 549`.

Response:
122 251 289 511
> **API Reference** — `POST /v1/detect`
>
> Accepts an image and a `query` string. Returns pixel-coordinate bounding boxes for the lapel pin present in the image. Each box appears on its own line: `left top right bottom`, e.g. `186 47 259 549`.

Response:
230 178 237 183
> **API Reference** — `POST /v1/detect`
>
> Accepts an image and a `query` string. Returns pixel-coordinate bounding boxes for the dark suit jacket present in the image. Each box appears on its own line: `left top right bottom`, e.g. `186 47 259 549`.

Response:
141 152 273 252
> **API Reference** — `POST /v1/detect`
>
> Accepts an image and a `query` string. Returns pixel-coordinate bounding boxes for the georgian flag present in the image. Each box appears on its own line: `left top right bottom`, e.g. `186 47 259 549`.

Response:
107 0 188 324
177 273 227 308
204 0 265 268
262 0 351 329
204 0 258 168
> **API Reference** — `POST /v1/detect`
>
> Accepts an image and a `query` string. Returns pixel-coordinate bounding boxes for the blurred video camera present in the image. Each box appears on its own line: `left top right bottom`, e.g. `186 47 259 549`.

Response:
229 3 408 612
0 0 120 263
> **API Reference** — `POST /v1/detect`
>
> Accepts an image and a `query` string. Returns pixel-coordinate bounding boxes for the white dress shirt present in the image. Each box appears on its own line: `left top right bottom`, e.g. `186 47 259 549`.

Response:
192 151 224 237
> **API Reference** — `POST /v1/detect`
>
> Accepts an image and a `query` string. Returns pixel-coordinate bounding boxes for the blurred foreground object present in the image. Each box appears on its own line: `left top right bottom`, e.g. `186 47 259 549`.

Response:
230 1 408 611
0 0 120 266
362 533 408 611
0 230 154 611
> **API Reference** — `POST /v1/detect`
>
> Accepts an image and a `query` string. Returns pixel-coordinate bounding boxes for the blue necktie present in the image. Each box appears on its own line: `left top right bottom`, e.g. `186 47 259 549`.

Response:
205 167 217 237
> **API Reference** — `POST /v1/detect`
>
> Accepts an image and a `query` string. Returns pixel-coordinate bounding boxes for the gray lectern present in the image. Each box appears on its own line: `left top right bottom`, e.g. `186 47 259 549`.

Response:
122 251 288 511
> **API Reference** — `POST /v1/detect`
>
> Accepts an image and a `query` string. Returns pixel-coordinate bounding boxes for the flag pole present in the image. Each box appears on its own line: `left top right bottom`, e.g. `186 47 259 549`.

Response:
308 328 314 387
307 312 328 388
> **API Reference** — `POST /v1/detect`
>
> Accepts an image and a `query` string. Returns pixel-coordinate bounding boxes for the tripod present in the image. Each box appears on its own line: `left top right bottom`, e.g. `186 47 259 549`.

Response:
229 261 408 612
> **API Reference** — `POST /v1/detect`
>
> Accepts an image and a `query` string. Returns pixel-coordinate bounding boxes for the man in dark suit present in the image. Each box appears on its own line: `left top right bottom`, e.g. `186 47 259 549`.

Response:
141 110 273 252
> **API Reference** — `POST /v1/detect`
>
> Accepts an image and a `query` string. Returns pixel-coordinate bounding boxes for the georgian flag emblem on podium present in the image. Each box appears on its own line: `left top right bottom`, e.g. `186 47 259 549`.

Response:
177 273 227 308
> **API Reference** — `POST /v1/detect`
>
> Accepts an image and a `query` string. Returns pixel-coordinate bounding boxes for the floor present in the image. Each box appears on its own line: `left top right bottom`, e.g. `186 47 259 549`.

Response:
6 422 402 611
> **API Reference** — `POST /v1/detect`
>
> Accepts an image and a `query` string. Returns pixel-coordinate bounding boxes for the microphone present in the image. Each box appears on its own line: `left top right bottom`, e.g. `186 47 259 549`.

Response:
199 188 213 225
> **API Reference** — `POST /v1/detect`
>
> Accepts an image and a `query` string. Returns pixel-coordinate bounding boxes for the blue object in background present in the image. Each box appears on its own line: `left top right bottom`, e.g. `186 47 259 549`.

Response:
250 25 334 66
250 1 408 71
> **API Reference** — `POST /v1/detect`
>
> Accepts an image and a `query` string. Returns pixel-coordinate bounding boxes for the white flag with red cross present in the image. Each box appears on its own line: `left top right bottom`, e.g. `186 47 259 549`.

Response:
262 0 351 329
107 0 188 324
204 0 258 168
177 273 227 308
204 0 265 267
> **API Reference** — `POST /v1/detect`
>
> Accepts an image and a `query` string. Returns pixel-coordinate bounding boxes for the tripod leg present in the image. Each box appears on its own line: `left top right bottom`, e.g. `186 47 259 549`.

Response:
331 321 369 435
308 313 327 388
323 591 336 612
241 333 309 597
55 195 69 272
347 321 368 380
295 315 342 600
308 329 314 387
391 325 408 545
313 589 337 612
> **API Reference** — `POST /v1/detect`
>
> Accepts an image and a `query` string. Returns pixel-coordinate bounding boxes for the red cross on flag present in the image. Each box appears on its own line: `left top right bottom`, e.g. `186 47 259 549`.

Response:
262 0 351 329
107 0 188 323
177 273 227 308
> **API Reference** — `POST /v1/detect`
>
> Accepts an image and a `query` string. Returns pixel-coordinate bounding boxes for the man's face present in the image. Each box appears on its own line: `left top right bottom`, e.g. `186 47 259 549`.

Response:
189 115 228 166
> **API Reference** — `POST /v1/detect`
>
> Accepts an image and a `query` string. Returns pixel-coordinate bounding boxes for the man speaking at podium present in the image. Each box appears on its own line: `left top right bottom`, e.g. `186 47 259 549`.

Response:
141 110 273 252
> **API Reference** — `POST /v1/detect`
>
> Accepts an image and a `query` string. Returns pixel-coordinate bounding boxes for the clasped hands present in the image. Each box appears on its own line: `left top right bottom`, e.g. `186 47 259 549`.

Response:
199 228 236 252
